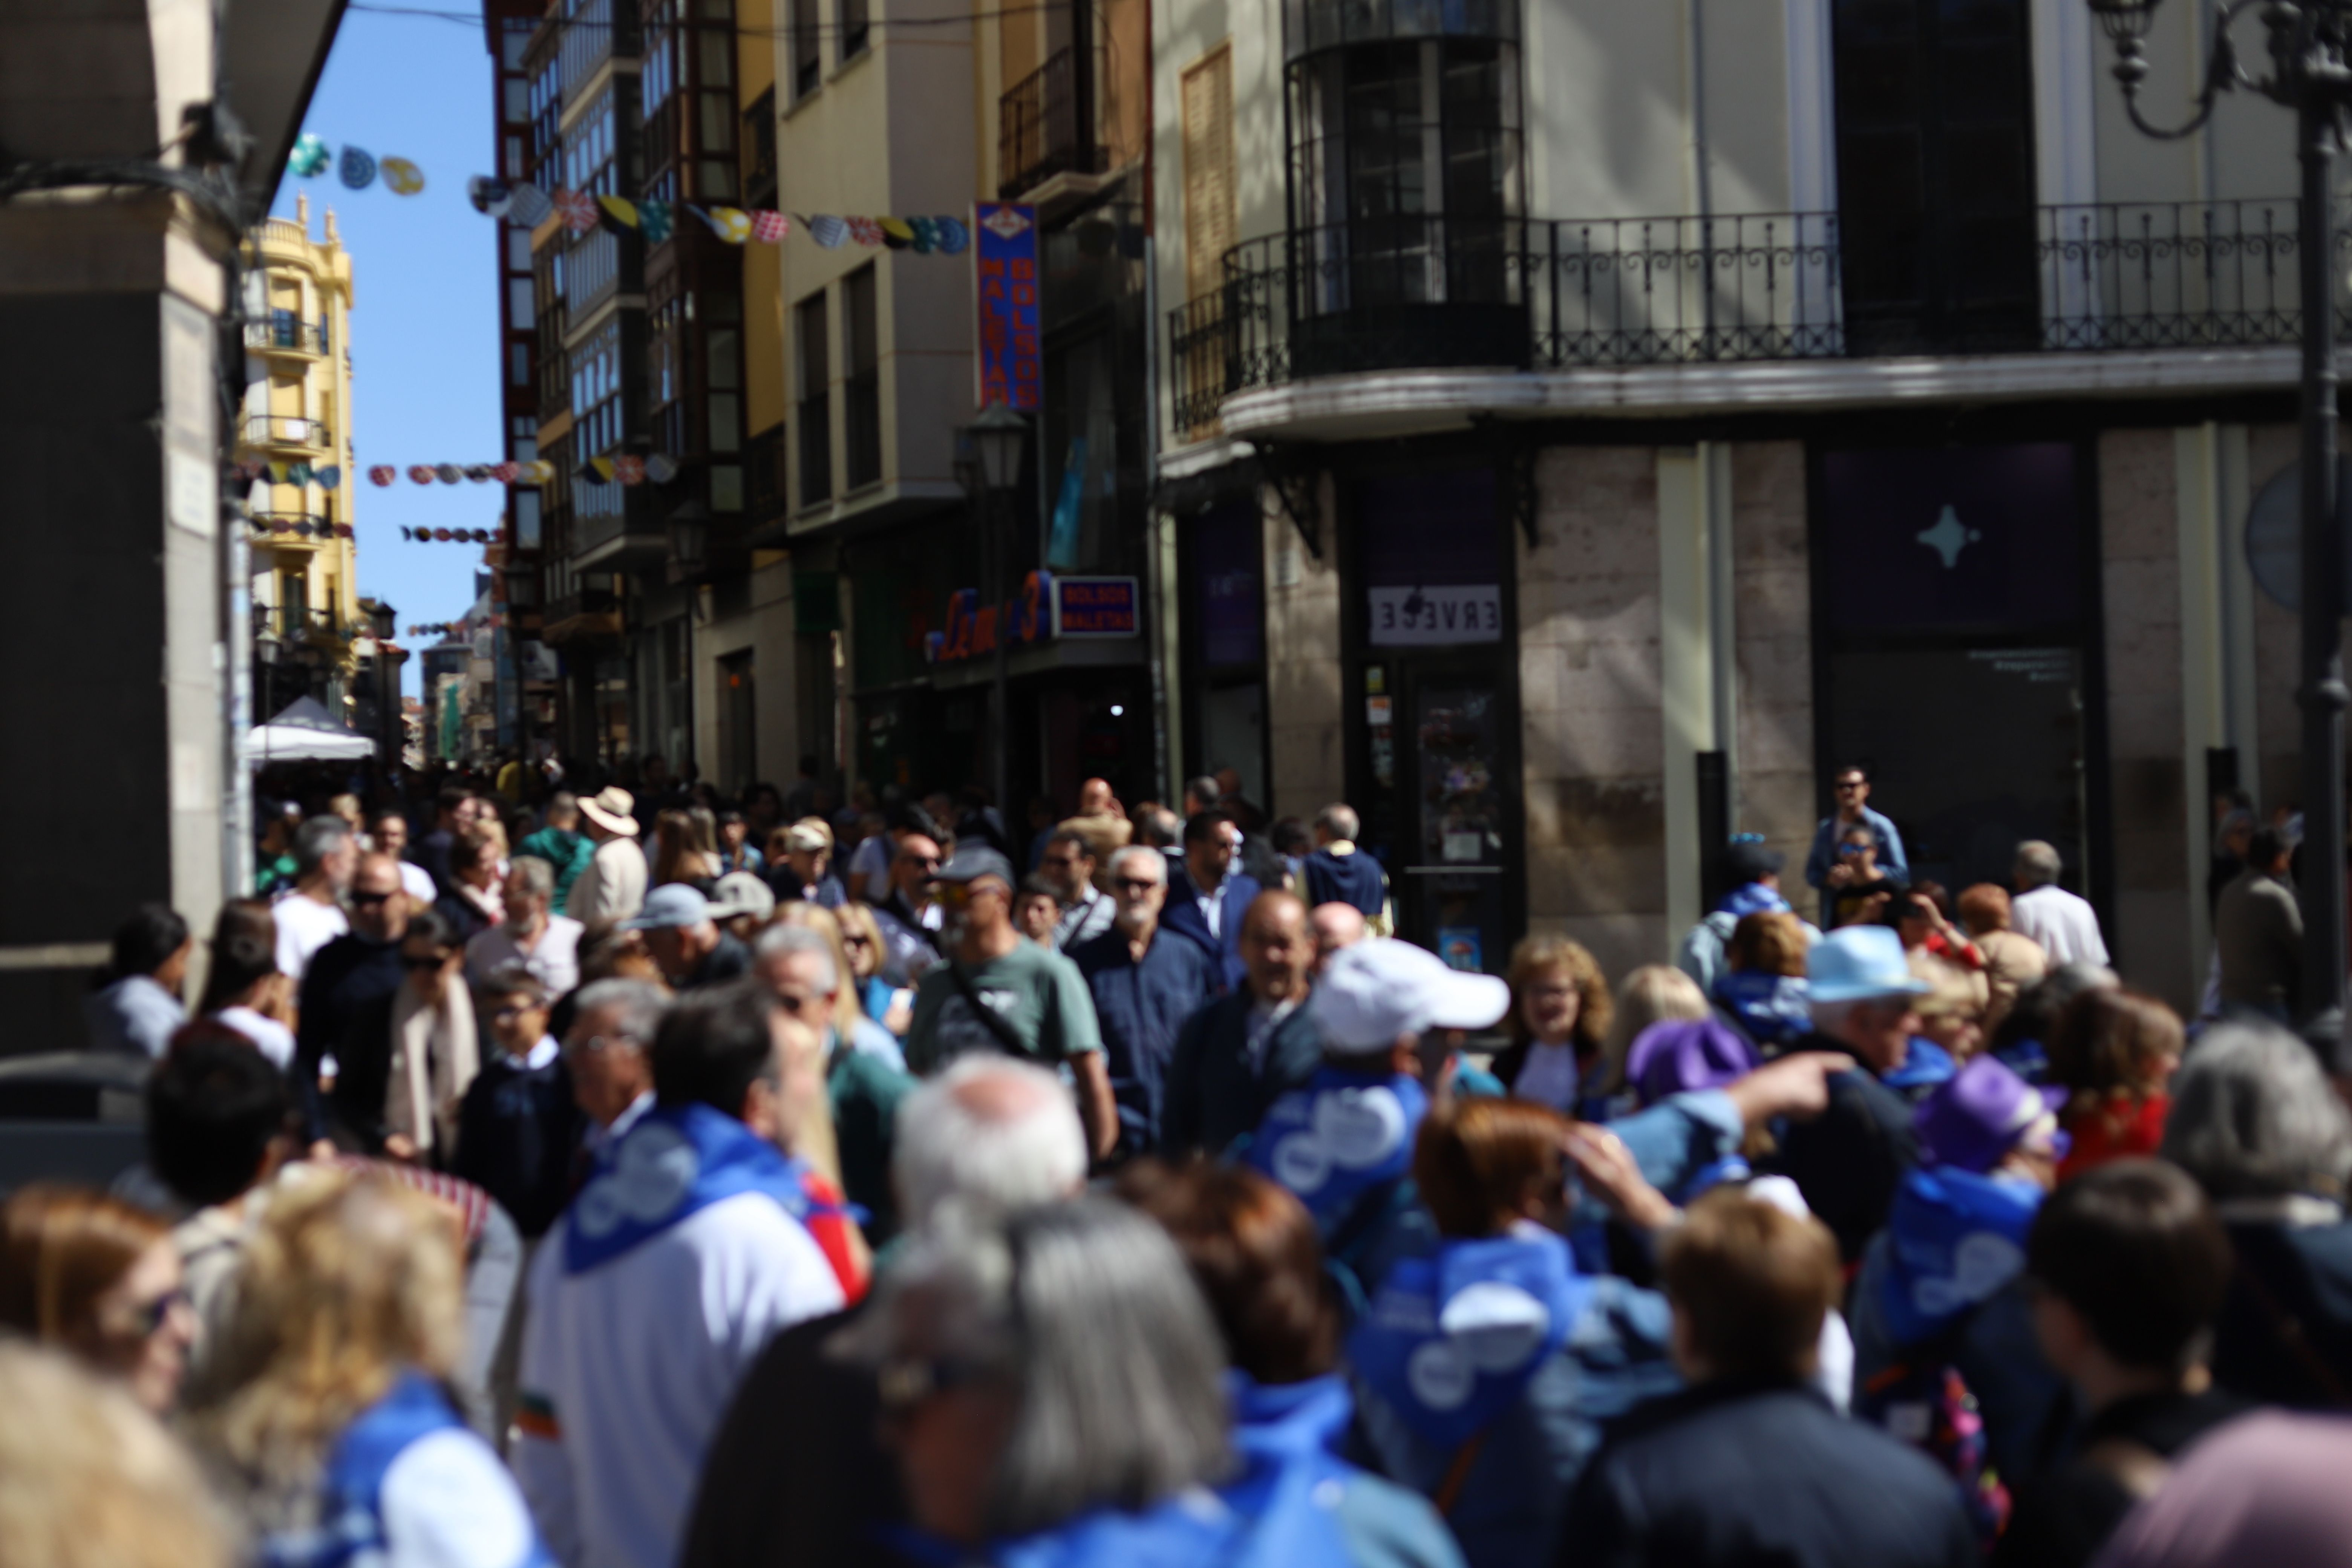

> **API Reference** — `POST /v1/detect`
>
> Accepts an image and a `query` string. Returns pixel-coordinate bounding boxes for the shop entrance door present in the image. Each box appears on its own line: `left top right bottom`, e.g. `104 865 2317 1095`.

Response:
1824 644 2089 895
1369 660 1514 972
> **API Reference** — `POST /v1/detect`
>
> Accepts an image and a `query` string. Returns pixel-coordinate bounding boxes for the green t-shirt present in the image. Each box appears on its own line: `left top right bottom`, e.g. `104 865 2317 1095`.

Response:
905 940 1104 1077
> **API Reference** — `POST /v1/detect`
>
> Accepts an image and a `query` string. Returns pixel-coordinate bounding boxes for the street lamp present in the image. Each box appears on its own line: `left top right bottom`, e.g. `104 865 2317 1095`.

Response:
666 501 710 588
2087 0 2347 1058
965 401 1029 816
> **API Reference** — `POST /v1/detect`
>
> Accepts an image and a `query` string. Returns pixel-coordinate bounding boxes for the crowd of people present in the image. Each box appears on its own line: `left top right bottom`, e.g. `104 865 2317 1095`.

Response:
12 753 2352 1568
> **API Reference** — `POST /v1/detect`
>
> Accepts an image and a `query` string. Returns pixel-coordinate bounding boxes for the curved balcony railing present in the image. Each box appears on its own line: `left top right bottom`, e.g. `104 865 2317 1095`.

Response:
1165 199 2336 433
243 413 328 448
244 313 330 354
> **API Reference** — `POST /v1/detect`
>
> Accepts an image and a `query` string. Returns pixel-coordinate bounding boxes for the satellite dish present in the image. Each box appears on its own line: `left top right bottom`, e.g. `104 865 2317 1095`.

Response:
2245 456 2352 612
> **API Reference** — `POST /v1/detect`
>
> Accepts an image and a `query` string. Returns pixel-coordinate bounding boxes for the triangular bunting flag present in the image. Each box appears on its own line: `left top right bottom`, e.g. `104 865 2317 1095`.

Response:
597 194 640 228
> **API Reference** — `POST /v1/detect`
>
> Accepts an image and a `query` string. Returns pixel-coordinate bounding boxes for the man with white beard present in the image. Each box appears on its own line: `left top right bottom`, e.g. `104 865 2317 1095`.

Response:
1070 845 1221 1156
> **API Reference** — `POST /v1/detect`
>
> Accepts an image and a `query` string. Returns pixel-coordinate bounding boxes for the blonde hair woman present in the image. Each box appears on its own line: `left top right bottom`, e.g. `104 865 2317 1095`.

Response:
1492 935 1615 1117
0 1342 235 1568
832 900 911 1036
1592 965 1711 1110
188 1173 548 1568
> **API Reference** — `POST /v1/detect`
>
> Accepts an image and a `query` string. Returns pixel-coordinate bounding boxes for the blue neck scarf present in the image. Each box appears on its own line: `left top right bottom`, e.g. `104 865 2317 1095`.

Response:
1717 882 1791 919
266 1374 548 1568
1875 1165 2044 1345
1246 1065 1428 1237
1349 1230 1590 1451
1882 1037 1957 1095
1713 971 1813 1046
564 1102 824 1274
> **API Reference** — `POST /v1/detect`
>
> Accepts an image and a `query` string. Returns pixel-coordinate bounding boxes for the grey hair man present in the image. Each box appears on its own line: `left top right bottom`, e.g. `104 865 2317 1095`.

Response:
676 1055 1092 1568
835 1198 1231 1547
466 854 584 996
2160 1020 2352 1404
562 976 671 1144
1769 924 1926 1262
2009 839 2110 968
1066 845 1219 1156
274 816 357 983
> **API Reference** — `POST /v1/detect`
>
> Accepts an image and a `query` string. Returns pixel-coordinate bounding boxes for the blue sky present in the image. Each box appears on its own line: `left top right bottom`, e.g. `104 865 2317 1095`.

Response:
269 1 503 695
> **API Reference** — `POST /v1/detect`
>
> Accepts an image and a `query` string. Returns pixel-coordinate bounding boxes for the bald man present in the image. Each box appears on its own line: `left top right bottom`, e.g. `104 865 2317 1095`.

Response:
1309 902 1367 975
1055 776 1132 894
1161 890 1323 1157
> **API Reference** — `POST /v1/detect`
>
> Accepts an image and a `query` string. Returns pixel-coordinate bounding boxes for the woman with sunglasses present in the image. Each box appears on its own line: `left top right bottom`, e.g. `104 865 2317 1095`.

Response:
0 1184 199 1416
833 900 912 1037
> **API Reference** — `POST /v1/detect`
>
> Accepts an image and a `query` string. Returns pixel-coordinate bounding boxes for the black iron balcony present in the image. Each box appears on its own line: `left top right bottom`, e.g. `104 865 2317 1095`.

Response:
998 47 1108 199
243 413 329 448
1166 200 2337 432
245 313 331 354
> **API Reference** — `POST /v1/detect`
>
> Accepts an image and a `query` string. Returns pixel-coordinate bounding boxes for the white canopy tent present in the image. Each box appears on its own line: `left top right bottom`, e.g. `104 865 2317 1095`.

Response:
248 695 376 764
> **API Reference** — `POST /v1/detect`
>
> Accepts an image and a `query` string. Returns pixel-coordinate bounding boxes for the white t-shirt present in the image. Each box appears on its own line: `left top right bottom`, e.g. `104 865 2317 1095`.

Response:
1511 1041 1583 1113
378 1426 546 1568
213 1006 297 1071
467 916 585 997
514 1191 845 1568
271 890 348 983
398 861 439 906
2010 885 2110 968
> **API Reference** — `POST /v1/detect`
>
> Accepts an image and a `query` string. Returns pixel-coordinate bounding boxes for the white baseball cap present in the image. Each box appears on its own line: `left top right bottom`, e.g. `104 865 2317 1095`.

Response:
1310 938 1511 1054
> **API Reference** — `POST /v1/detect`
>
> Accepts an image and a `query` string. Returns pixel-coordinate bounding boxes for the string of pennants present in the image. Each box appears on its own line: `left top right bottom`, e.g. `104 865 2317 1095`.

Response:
252 518 357 540
468 178 972 254
287 135 426 194
288 134 974 256
237 459 346 489
407 623 463 637
357 455 683 488
400 527 506 546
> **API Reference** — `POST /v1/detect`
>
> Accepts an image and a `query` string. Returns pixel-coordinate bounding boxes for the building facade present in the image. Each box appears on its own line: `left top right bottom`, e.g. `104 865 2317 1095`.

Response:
1150 0 2324 1009
239 193 370 721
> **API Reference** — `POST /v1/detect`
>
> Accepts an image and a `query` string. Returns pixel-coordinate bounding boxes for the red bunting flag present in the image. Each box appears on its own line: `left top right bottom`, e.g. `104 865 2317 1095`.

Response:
408 465 436 485
749 210 789 243
613 455 645 486
369 466 397 487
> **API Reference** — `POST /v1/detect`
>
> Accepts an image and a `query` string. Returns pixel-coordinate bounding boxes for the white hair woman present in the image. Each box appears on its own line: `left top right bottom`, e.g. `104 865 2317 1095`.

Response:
185 1171 549 1568
839 1197 1253 1559
2161 1021 2352 1405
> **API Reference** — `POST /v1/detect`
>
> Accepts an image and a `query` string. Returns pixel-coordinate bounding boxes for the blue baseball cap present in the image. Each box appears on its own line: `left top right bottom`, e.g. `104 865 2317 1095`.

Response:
619 883 710 931
1806 925 1931 1004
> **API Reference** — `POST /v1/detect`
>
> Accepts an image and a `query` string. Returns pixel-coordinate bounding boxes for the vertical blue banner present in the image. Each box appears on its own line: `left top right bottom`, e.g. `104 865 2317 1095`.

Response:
974 202 1041 411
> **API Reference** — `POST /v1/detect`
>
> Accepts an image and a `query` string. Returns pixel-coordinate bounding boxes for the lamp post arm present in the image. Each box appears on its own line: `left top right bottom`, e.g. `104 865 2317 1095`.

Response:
2106 0 2275 139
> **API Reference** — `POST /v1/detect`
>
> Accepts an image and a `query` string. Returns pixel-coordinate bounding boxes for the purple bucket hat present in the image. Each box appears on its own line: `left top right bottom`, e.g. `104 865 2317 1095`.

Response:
1625 1017 1761 1106
1913 1054 2068 1173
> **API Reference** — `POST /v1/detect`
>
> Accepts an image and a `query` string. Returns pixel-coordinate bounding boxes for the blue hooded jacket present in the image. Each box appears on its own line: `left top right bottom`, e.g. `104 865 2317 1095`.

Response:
1346 1228 1680 1568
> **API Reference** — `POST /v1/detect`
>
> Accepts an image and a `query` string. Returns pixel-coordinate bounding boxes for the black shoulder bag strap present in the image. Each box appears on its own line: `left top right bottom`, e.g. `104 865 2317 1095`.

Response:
943 960 1032 1060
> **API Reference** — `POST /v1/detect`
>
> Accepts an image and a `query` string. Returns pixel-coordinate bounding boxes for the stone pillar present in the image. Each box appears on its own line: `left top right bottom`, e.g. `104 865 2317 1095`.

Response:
1262 481 1344 820
1729 441 1818 878
1519 447 1668 979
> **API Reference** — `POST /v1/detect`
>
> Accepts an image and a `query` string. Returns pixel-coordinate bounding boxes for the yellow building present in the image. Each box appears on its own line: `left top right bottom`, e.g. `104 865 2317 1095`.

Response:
239 191 363 712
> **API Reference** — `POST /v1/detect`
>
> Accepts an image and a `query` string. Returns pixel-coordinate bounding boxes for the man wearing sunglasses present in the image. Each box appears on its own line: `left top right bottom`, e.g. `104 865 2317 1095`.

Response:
871 832 947 985
296 853 415 1124
1805 765 1910 919
1070 847 1220 1156
903 845 1116 1162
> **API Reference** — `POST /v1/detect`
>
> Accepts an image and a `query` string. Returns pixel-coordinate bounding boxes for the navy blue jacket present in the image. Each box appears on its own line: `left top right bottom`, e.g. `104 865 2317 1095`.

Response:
1159 989 1325 1158
1764 1041 1921 1262
1162 864 1261 989
1072 926 1220 1155
1302 846 1388 917
450 1047 584 1239
1559 1380 1975 1568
